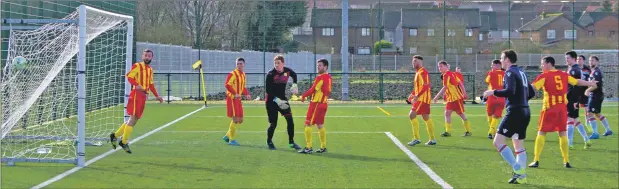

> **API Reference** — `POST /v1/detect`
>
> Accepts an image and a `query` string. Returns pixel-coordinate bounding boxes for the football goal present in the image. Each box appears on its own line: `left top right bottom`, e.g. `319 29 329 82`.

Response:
1 5 133 167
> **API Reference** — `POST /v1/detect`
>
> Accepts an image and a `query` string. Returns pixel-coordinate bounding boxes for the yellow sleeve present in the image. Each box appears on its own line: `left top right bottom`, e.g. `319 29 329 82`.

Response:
532 78 545 90
567 76 578 86
485 74 490 84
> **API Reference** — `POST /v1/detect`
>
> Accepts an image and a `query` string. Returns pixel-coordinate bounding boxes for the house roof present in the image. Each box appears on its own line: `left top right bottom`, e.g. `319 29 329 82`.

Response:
480 11 498 32
383 11 401 30
372 1 437 10
401 8 481 28
310 9 381 28
459 3 493 12
495 12 538 30
518 13 583 32
578 11 619 27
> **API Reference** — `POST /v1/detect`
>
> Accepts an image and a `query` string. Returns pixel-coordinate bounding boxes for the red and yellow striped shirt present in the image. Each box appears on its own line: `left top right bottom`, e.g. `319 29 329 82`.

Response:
532 70 578 111
225 69 249 98
442 71 463 102
302 73 332 103
412 67 431 104
126 62 159 97
485 69 505 90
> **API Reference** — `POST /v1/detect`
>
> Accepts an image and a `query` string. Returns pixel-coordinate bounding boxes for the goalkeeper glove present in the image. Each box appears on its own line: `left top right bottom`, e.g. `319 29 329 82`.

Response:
290 83 299 94
273 97 290 110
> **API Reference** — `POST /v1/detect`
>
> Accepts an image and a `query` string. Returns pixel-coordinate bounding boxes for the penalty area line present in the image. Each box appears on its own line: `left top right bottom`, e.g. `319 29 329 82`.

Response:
385 132 453 189
31 106 206 189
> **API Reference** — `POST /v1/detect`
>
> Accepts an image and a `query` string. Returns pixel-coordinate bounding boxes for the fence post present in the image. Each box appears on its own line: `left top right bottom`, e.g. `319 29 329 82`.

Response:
167 73 171 104
379 73 384 104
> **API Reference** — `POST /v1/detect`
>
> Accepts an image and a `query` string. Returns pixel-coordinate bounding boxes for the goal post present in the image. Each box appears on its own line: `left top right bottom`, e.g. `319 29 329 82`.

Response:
1 5 133 167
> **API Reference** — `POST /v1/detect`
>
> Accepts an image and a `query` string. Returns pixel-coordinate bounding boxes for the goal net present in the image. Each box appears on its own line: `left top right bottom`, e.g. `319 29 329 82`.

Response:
1 5 133 166
574 49 619 98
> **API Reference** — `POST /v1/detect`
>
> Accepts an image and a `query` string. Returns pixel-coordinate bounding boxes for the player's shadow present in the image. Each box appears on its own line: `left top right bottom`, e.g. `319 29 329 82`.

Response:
125 160 249 175
525 184 586 189
315 153 412 163
431 145 496 153
87 166 186 182
539 166 618 174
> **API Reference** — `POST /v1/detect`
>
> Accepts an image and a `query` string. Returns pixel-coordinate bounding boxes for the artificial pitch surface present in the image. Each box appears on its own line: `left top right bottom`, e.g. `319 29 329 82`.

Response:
2 102 618 188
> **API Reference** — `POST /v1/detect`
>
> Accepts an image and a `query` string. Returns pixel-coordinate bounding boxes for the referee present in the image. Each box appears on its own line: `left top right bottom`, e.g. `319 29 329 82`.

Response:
265 55 301 150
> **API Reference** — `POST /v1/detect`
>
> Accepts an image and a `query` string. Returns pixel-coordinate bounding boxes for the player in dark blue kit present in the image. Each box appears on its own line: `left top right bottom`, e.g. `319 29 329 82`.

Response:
265 55 302 150
484 50 535 184
585 55 613 138
577 55 594 135
564 51 589 148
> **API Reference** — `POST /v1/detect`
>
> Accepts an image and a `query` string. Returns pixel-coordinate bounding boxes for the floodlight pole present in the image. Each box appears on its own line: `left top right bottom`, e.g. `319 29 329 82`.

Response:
341 0 350 101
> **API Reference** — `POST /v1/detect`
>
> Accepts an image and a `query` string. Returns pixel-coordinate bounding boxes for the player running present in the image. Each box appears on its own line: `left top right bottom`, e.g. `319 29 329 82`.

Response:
528 56 597 169
109 49 164 154
265 55 302 150
483 50 535 184
298 59 332 154
485 60 506 139
585 55 613 138
222 57 251 146
564 51 590 148
433 61 471 137
407 55 436 146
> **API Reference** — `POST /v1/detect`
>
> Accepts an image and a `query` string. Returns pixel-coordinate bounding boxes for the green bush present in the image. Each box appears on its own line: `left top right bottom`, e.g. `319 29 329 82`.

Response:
373 40 392 54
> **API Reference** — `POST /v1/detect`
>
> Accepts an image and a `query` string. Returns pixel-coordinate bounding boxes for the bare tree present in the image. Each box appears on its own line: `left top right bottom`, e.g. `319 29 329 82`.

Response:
168 1 230 49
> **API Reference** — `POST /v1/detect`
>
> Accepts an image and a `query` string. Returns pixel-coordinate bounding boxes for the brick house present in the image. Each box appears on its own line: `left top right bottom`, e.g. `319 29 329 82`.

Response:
310 9 380 55
401 8 482 55
578 12 619 39
517 13 586 44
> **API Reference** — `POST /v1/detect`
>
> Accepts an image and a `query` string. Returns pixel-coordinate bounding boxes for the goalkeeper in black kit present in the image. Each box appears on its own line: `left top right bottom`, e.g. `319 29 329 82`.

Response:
265 55 302 150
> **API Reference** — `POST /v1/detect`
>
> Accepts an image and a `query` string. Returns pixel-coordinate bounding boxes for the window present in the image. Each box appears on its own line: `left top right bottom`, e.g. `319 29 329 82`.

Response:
610 31 616 38
409 29 418 36
547 30 556 39
322 28 334 36
479 33 484 41
448 29 456 37
409 47 418 54
465 48 473 54
465 29 473 37
427 29 435 36
358 47 371 55
588 31 594 36
564 30 576 39
361 28 371 36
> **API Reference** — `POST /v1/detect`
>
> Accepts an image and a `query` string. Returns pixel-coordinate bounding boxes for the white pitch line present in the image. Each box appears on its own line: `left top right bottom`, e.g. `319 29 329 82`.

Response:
385 132 453 189
160 130 385 134
31 106 206 189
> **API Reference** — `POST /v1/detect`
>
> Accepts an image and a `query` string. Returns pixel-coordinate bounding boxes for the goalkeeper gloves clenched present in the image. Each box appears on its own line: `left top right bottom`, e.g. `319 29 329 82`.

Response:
273 97 290 110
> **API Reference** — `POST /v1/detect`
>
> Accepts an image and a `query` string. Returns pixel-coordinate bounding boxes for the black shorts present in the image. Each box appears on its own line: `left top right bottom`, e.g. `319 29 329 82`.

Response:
587 97 604 114
567 101 579 118
579 96 589 107
497 107 531 140
266 100 292 123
